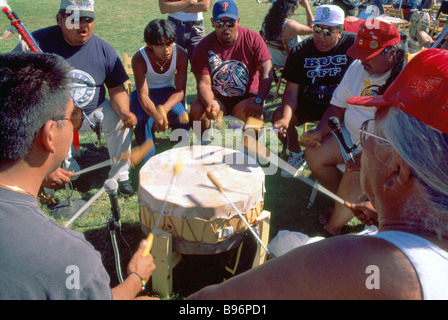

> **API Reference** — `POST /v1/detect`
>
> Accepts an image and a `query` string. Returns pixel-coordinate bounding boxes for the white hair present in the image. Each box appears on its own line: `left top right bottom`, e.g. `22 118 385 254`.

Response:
376 107 448 236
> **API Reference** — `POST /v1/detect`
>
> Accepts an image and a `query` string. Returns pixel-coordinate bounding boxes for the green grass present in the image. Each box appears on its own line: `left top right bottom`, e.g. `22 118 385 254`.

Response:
0 0 363 298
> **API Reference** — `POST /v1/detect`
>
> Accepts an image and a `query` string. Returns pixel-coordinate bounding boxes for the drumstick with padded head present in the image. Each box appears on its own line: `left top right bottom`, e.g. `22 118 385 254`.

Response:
245 117 321 147
142 156 184 257
207 171 273 256
243 135 352 208
119 139 155 169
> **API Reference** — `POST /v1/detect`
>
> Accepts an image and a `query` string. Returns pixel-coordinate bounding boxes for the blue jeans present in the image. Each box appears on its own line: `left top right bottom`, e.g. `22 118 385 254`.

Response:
130 87 190 164
168 16 205 61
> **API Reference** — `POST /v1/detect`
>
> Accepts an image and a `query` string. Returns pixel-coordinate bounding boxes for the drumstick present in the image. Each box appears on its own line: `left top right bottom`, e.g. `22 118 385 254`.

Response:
246 117 321 147
243 135 352 208
142 156 185 257
244 117 265 131
70 159 111 177
119 139 155 168
207 171 273 256
179 110 189 124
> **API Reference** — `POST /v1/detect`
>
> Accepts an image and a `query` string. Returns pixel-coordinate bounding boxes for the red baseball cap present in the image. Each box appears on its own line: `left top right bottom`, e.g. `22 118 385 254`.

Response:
347 19 401 60
348 48 448 135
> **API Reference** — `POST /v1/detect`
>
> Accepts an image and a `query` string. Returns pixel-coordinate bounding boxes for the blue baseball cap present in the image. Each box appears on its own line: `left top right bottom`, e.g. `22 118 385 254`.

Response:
213 0 239 20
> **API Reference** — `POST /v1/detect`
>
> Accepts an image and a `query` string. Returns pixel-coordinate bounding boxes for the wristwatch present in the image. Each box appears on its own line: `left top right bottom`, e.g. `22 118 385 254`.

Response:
255 97 264 105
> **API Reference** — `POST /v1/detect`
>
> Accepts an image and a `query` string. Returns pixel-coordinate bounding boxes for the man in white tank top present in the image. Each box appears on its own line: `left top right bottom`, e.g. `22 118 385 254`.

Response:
159 0 211 60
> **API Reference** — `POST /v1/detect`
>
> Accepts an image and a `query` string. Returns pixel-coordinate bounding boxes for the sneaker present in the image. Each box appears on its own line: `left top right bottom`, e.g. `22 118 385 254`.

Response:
118 180 135 196
281 151 306 178
418 11 430 34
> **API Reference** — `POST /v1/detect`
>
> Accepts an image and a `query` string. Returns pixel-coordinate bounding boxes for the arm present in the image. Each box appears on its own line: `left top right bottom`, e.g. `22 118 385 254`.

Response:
111 240 156 300
300 105 345 147
182 0 210 13
242 59 273 119
108 84 137 128
273 81 299 137
256 59 273 102
300 0 314 27
159 0 210 14
187 235 422 299
195 72 220 119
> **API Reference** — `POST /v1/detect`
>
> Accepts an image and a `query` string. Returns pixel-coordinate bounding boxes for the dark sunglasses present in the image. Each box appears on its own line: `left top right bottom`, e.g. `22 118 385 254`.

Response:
214 19 236 28
313 25 338 36
53 105 84 131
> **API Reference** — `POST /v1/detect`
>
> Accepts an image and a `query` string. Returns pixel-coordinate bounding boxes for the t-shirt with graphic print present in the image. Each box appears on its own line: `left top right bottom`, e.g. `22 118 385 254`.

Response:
29 25 129 115
283 31 356 124
330 59 392 148
191 26 271 100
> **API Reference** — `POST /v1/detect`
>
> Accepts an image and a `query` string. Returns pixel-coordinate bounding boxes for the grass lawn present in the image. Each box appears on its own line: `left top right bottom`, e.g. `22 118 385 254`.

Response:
0 0 364 298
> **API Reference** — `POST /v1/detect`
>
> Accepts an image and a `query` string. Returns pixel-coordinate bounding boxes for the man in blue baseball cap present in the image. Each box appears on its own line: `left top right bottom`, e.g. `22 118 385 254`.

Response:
190 0 273 141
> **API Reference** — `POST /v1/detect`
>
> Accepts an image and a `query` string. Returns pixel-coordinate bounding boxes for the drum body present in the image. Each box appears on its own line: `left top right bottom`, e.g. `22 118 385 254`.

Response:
138 145 265 254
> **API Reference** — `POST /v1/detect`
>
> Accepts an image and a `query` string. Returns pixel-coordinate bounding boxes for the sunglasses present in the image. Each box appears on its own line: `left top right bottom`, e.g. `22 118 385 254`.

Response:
53 105 84 131
358 119 391 147
67 16 95 24
313 25 338 36
214 19 236 28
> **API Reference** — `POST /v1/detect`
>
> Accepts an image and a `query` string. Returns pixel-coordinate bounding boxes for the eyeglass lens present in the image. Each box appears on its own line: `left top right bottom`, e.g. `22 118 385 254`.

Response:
313 25 334 36
215 19 236 28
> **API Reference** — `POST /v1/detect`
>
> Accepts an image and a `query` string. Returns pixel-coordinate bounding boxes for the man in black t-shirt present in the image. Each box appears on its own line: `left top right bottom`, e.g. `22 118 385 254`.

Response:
272 5 355 178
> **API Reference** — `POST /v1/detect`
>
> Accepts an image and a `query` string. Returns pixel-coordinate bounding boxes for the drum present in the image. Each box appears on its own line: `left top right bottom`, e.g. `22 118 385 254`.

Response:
138 145 265 254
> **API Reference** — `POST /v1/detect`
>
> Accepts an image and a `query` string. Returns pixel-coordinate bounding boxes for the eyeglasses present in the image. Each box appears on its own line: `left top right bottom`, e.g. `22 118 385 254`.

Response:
359 119 391 147
313 25 338 36
52 105 84 131
214 19 236 28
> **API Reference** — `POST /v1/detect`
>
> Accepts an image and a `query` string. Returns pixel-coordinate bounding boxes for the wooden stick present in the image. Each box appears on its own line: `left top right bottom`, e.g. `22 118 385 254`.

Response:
142 156 184 256
243 135 351 208
207 171 273 256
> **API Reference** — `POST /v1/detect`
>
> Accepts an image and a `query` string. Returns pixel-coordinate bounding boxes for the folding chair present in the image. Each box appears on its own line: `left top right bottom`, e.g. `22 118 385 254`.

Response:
123 53 134 95
384 7 411 32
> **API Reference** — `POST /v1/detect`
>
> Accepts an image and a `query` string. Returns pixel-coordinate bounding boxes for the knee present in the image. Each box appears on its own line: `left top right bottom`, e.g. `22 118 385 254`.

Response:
271 107 282 123
189 99 205 120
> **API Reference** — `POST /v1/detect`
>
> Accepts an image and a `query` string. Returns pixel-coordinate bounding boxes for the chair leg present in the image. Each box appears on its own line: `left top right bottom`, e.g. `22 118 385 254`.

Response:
274 76 283 101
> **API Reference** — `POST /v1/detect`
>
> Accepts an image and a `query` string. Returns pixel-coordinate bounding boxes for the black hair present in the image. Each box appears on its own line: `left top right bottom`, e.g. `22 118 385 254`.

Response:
262 0 299 41
144 19 176 46
0 52 72 162
377 33 409 95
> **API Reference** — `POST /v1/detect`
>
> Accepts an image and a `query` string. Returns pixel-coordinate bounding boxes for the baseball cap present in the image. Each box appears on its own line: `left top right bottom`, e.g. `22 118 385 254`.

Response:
60 0 95 19
347 19 401 60
213 0 238 20
312 5 345 27
347 48 448 135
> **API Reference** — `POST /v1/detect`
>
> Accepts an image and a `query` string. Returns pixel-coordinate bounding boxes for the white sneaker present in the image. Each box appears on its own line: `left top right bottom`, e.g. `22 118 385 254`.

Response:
281 151 306 178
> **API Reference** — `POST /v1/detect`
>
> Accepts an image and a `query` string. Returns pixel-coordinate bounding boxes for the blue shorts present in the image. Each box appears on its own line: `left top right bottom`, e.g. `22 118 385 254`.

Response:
130 87 190 164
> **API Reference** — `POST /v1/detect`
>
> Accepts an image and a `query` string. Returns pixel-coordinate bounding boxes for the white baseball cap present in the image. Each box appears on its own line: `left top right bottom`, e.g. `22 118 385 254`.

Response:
60 0 95 19
312 5 345 27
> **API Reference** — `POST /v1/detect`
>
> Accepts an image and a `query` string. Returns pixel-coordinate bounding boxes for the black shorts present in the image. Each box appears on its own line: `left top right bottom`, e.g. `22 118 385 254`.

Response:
215 93 257 115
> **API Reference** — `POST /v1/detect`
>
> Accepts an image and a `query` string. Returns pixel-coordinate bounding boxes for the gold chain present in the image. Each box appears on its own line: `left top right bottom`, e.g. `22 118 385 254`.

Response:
0 182 36 198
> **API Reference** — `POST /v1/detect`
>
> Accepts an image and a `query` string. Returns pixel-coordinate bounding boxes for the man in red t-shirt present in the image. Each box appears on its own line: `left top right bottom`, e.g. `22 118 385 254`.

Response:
190 0 272 139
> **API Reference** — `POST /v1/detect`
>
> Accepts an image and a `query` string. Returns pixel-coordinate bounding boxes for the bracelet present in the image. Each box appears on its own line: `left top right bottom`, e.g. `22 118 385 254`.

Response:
129 272 146 292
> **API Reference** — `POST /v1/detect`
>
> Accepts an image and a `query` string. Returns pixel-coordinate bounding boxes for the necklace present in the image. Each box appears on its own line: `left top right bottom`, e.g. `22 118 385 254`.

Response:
154 58 169 71
0 182 36 198
152 51 169 71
